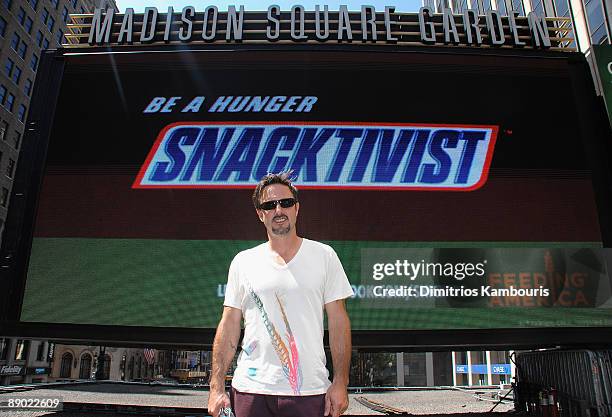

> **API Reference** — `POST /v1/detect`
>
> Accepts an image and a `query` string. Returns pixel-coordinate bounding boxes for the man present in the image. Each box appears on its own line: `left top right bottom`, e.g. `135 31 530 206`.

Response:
208 172 354 417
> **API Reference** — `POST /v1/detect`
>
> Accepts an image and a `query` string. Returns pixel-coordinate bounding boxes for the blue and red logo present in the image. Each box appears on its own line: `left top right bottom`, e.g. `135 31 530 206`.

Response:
133 122 498 190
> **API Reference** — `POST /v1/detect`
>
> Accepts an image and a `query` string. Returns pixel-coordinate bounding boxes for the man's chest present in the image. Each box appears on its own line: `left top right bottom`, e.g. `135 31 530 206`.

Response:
240 260 326 303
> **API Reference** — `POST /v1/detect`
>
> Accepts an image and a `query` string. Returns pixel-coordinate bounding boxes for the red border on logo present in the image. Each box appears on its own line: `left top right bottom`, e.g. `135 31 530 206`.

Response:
132 121 499 192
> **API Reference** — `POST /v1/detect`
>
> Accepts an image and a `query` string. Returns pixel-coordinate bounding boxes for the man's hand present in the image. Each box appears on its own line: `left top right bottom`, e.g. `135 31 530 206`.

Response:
207 389 231 417
324 381 349 417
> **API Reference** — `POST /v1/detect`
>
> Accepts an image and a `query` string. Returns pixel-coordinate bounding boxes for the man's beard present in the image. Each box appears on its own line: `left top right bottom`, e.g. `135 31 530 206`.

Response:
271 216 291 235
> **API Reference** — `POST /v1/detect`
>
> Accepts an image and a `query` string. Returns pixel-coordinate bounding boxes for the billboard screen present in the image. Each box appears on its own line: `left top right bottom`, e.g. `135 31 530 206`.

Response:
4 48 612 346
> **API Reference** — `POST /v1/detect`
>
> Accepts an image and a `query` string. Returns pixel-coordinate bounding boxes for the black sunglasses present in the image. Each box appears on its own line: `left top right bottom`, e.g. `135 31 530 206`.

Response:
258 198 298 211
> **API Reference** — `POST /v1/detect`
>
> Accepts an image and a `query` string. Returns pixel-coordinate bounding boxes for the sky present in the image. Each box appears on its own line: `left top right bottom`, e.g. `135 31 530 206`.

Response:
115 0 422 13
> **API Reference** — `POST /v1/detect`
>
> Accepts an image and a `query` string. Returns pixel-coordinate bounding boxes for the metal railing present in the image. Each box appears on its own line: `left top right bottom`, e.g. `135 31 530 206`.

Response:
515 349 612 417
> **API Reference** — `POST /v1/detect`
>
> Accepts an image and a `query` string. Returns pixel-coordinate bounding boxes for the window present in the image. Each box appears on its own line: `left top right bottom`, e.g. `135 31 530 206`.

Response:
17 6 25 24
592 24 608 44
584 0 605 30
452 0 469 12
17 41 27 59
553 0 569 15
0 16 6 37
17 104 26 122
60 352 73 378
10 32 20 51
47 16 55 32
36 30 43 47
0 338 8 360
80 6 84 13
62 6 69 23
13 130 21 149
41 7 48 25
511 0 524 14
24 78 32 96
42 38 49 49
36 342 46 361
1 187 8 207
4 58 14 77
0 121 7 141
56 29 64 45
14 339 28 360
30 54 38 71
434 0 449 11
531 0 546 15
24 16 33 33
7 158 15 177
102 355 111 379
79 354 92 379
12 66 21 84
71 0 77 8
28 0 38 10
582 0 609 44
5 93 14 112
0 85 6 104
1 0 11 10
51 0 58 9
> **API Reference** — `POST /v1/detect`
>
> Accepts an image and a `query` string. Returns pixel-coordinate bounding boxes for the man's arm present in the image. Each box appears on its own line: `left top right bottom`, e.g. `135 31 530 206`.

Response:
208 306 242 417
324 299 352 417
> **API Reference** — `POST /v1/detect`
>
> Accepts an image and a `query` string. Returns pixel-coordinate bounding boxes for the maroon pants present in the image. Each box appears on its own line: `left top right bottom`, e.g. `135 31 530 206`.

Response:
230 388 326 417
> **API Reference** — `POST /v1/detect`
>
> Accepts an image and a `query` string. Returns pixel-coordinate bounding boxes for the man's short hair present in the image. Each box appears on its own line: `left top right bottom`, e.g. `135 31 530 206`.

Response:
252 171 299 208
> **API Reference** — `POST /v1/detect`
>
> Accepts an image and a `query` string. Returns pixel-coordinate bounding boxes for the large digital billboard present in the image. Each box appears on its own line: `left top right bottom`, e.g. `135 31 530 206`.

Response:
2 47 612 347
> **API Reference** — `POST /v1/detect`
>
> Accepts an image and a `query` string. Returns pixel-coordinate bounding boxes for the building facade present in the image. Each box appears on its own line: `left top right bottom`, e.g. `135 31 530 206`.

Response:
0 340 515 388
452 351 514 386
0 338 52 385
49 344 169 382
352 351 514 387
0 0 118 237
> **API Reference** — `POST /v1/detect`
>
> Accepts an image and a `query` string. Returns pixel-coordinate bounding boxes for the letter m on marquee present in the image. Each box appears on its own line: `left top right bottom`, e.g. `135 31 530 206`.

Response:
88 8 115 45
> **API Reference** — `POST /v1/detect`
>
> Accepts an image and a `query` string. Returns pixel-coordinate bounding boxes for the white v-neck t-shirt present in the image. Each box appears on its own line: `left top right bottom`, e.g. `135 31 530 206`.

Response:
223 238 354 396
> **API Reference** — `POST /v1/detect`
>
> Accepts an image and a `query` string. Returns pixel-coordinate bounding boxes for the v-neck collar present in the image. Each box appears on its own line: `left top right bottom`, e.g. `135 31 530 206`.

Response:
265 237 306 269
